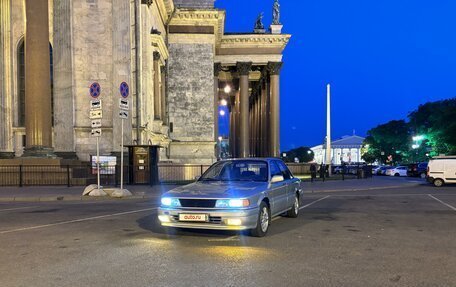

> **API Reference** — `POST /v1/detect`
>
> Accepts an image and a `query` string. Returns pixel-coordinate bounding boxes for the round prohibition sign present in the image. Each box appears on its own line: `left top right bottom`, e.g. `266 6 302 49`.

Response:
90 82 101 98
120 82 129 98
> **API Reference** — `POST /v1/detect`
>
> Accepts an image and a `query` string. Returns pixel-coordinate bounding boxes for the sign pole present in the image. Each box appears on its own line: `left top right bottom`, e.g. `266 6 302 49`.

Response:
120 118 124 190
96 136 101 190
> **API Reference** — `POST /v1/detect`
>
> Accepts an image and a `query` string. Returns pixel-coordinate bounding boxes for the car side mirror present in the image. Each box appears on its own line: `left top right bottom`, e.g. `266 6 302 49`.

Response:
271 175 284 183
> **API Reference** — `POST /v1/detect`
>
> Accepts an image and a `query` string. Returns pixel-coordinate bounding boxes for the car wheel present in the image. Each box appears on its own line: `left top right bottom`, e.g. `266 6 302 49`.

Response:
420 173 426 179
287 194 299 218
394 173 400 177
250 202 271 237
434 178 444 187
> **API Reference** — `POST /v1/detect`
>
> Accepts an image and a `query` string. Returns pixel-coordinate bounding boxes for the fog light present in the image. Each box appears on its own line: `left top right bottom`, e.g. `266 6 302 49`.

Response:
158 215 171 223
227 219 242 226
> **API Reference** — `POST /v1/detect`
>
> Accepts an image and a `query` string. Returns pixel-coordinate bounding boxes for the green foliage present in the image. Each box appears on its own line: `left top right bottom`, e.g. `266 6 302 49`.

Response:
408 98 456 155
362 120 410 164
283 147 314 163
363 98 456 164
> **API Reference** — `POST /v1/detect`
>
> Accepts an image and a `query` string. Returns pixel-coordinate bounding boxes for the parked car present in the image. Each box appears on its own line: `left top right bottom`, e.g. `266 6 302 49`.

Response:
378 166 394 175
407 162 428 178
386 166 408 177
373 166 384 175
427 156 456 187
158 158 302 237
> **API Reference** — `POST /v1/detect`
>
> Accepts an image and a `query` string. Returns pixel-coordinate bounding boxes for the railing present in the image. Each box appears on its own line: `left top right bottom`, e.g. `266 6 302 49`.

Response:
158 164 212 184
2 163 362 187
0 165 120 187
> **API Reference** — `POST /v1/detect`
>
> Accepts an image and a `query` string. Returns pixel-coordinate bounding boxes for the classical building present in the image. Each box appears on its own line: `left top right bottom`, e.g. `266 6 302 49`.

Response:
0 0 290 164
311 135 366 165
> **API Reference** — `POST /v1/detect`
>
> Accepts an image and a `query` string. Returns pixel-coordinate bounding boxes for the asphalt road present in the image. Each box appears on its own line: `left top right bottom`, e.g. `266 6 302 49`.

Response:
0 183 455 287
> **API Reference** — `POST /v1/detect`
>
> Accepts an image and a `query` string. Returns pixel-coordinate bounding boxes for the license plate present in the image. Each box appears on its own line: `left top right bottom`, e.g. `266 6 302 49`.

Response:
178 214 208 222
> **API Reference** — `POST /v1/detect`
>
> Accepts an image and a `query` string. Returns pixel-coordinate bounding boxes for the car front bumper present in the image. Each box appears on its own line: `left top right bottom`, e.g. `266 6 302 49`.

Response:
158 207 259 231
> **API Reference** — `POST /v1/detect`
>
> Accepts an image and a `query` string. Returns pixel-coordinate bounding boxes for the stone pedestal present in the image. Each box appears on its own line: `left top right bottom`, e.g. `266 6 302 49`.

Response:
270 24 283 34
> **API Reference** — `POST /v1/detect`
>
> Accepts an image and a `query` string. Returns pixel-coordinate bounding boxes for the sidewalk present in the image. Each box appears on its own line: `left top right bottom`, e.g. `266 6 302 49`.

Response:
0 177 425 202
0 185 177 202
302 176 424 193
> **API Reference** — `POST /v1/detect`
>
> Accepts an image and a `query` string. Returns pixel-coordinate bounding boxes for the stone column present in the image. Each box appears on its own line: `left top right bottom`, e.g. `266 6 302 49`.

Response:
53 0 76 159
229 103 234 157
268 62 282 158
153 52 161 120
260 77 267 157
237 62 252 158
234 90 240 158
161 65 167 123
0 0 14 158
214 63 222 158
23 0 54 156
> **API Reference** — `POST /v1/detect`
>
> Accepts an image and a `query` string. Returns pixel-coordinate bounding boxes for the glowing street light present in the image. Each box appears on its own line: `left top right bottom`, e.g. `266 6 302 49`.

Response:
412 135 424 141
219 110 226 116
220 99 228 106
224 85 231 94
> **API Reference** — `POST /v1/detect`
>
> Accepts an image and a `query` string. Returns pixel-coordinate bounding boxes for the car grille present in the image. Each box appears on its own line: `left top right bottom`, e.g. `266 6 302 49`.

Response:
179 199 217 208
171 215 222 224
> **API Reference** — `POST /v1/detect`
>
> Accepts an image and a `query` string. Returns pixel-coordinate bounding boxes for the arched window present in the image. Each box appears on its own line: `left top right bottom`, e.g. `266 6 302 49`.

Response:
17 39 54 127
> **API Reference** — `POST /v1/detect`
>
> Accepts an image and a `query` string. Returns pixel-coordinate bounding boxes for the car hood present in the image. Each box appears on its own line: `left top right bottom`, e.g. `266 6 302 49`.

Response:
162 181 269 199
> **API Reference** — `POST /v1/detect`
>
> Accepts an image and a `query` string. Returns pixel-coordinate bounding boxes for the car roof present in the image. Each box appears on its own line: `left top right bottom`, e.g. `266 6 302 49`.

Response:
222 158 281 163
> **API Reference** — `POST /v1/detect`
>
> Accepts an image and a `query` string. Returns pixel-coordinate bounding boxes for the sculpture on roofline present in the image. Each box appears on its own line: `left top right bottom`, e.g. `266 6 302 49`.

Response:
272 0 281 25
254 12 265 30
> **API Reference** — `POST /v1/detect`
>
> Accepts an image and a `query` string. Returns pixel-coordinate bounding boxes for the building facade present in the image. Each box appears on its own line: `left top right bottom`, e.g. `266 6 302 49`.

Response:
0 0 290 164
311 135 366 165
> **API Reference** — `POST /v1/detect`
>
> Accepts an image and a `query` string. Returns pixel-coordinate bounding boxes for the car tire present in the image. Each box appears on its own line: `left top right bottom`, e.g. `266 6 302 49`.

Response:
394 173 400 177
287 194 299 218
433 178 444 187
250 202 271 237
420 173 426 179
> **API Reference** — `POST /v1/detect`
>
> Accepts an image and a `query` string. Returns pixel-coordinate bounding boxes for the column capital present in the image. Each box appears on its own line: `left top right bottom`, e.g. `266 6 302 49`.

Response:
214 62 223 77
153 51 161 61
267 62 283 75
236 62 253 76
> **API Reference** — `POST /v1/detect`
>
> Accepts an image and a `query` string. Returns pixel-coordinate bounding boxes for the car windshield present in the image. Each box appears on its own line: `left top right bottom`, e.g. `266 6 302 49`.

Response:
199 160 268 182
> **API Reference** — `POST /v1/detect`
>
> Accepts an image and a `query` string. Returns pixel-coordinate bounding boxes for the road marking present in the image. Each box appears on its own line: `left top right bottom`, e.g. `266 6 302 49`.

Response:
0 206 37 212
208 235 240 242
299 195 330 210
272 196 331 222
0 207 157 235
428 194 456 211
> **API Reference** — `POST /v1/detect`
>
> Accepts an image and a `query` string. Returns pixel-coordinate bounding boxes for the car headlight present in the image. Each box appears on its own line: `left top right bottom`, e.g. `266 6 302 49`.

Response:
161 197 181 207
215 199 250 208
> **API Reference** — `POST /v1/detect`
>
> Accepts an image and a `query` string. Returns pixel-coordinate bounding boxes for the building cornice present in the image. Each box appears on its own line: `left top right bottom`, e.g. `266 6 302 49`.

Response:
151 34 169 63
220 34 291 51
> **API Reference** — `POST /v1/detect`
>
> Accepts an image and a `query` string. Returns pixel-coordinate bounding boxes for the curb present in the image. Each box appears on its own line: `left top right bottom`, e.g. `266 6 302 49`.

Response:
0 194 160 203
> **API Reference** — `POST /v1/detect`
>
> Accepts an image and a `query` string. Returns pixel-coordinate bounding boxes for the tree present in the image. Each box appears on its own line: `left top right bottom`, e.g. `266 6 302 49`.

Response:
362 120 411 164
408 98 456 156
283 147 314 163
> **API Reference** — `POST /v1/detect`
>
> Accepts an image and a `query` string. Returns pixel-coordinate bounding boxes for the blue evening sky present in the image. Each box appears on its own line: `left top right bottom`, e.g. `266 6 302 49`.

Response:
215 0 456 151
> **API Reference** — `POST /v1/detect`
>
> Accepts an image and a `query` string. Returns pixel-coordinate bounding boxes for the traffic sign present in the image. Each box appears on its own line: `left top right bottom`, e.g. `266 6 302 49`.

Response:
120 82 129 98
90 110 103 119
119 111 129 119
91 119 102 128
119 98 129 110
90 99 102 110
90 82 101 98
91 129 102 137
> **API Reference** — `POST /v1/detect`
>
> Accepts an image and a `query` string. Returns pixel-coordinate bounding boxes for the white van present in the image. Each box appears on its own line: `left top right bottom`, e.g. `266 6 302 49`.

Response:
427 156 456 187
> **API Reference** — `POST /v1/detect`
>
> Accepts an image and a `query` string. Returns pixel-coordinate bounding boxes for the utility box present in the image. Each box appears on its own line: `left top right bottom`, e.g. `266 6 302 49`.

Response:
126 145 160 185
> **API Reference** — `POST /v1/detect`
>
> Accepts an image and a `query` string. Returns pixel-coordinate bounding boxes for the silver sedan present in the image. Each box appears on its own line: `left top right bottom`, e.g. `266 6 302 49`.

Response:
158 158 302 237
